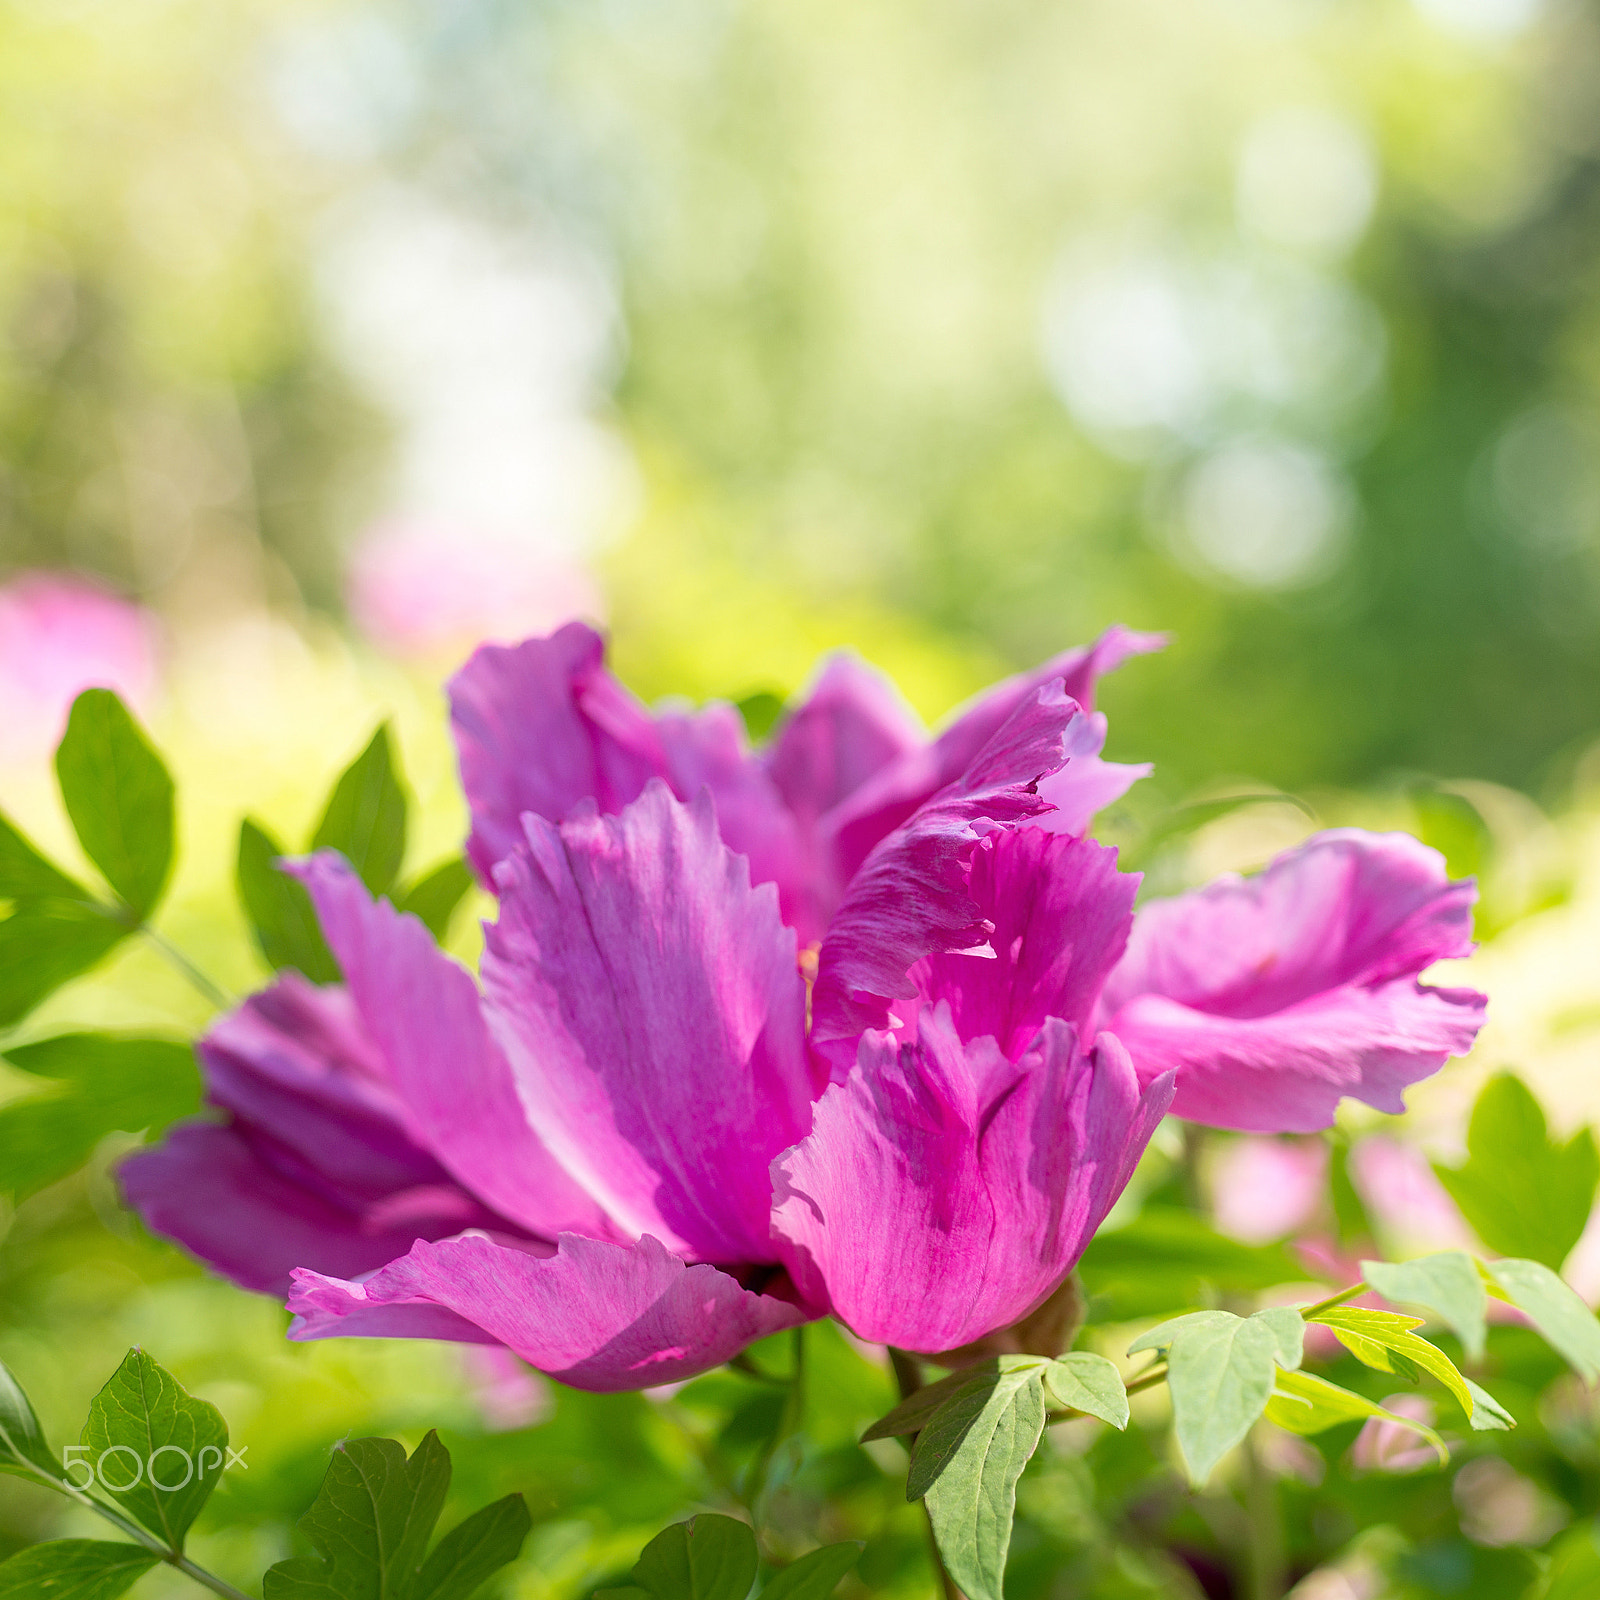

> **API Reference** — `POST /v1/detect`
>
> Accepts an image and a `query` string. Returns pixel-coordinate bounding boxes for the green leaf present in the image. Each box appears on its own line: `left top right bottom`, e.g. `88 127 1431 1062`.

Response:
82 1349 227 1551
1250 1307 1305 1371
0 1355 61 1481
759 1544 862 1600
412 1494 531 1600
1264 1369 1448 1465
1538 1522 1600 1600
861 1364 1000 1442
237 819 338 983
629 1514 759 1600
1362 1252 1489 1361
54 689 174 920
312 725 408 897
1042 1353 1129 1429
1307 1306 1475 1420
1485 1258 1600 1384
735 691 785 742
1463 1378 1515 1432
1433 1074 1600 1270
0 900 128 1026
0 1036 199 1200
0 1540 160 1599
0 810 89 901
914 1362 1045 1600
396 858 475 943
1128 1311 1280 1487
265 1432 525 1600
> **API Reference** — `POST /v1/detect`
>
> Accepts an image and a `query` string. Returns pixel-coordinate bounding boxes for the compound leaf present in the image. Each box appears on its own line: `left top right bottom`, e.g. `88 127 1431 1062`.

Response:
1308 1306 1474 1420
1486 1258 1600 1385
413 1494 531 1600
629 1514 758 1600
1363 1253 1488 1361
0 901 127 1026
1042 1353 1129 1429
1265 1369 1447 1465
0 1540 159 1599
237 819 338 983
312 726 407 898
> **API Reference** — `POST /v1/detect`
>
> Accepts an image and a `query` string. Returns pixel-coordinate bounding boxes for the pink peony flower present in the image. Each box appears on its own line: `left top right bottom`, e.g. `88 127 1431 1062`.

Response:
122 622 1487 1392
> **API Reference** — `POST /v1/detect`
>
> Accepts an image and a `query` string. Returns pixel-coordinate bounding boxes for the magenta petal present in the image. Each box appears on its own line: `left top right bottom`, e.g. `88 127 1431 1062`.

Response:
120 1124 475 1296
1102 830 1488 1132
480 784 813 1264
811 683 1083 1043
450 622 670 880
291 855 616 1241
771 1012 1172 1353
825 627 1161 881
1030 712 1151 838
912 831 1139 1059
288 1232 809 1392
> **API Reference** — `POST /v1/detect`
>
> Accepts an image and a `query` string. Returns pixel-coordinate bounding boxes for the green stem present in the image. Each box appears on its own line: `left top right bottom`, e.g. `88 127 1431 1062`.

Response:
139 925 232 1012
889 1349 964 1600
1299 1282 1366 1319
53 1476 253 1600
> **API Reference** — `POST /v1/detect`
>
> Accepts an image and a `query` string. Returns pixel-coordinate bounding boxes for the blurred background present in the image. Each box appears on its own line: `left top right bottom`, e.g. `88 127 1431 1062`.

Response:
10 0 1600 1595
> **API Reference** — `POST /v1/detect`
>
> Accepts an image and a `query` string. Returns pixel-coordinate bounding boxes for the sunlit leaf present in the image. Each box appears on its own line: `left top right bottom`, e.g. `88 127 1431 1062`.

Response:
82 1349 227 1551
54 689 174 920
913 1360 1045 1600
0 901 127 1026
1265 1369 1448 1465
1363 1253 1488 1361
1042 1353 1129 1429
0 1540 159 1599
1307 1305 1474 1419
311 724 408 897
0 1036 198 1201
1434 1074 1599 1270
1463 1378 1515 1432
629 1514 759 1600
396 857 475 943
236 819 338 983
1485 1258 1600 1385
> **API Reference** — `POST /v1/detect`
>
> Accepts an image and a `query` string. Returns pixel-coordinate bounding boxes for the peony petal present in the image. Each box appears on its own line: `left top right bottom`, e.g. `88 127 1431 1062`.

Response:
810 682 1083 1043
480 784 814 1264
119 1123 485 1296
771 1012 1171 1353
450 623 667 880
911 830 1138 1059
1029 712 1151 838
825 626 1162 882
291 855 617 1241
288 1232 809 1392
1102 830 1487 1132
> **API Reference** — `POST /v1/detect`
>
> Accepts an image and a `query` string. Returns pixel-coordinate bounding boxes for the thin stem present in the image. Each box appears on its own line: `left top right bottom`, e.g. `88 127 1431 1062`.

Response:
139 925 232 1012
888 1349 963 1600
55 1477 253 1600
1299 1282 1366 1319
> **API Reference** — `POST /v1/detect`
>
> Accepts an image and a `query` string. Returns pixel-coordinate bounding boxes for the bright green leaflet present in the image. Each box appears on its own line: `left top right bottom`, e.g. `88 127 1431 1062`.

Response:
396 857 475 941
54 688 175 921
1265 1369 1448 1465
0 901 128 1026
758 1543 862 1600
0 809 89 901
1362 1252 1489 1360
629 1514 759 1600
1129 1311 1288 1487
1043 1353 1130 1428
1486 1258 1600 1384
311 724 408 897
236 819 339 983
916 1363 1046 1600
82 1350 227 1551
0 1036 199 1201
1463 1378 1515 1432
0 1540 159 1599
1307 1306 1475 1419
1433 1074 1600 1270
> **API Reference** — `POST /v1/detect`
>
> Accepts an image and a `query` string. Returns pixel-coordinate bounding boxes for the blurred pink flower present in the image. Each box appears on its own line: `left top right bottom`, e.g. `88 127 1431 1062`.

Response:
460 1347 551 1432
0 573 158 765
1213 1136 1328 1243
348 523 603 658
1350 1394 1442 1473
1348 1136 1477 1254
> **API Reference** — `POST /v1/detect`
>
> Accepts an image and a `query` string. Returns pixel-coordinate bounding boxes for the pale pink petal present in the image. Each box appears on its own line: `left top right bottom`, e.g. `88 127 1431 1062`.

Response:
910 830 1138 1060
291 855 617 1241
771 1012 1172 1354
1029 713 1151 837
288 1232 809 1392
480 785 813 1264
1102 831 1487 1132
1211 1137 1328 1245
810 683 1084 1044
